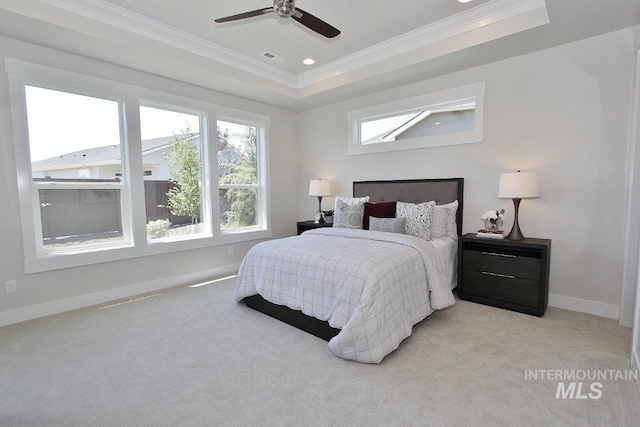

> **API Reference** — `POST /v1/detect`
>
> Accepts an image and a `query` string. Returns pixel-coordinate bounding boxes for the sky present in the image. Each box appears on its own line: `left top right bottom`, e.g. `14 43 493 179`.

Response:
25 85 246 162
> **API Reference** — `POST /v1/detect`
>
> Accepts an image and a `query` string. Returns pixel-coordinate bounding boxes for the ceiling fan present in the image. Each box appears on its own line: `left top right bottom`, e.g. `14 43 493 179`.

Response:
214 0 340 39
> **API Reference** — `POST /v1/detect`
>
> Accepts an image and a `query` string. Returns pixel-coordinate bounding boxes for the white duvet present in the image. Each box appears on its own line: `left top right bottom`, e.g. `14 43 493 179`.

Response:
235 228 455 363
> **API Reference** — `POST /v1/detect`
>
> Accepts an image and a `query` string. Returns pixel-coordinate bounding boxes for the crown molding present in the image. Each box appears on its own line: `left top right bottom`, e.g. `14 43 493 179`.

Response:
297 0 548 87
35 0 299 88
33 0 547 93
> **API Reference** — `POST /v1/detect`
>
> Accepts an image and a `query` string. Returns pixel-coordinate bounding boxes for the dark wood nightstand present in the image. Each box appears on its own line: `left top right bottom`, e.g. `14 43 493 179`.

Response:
297 220 333 235
458 233 551 316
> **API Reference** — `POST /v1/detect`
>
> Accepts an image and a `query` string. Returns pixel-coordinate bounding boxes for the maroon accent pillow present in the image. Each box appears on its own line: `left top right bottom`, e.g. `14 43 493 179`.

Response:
363 202 397 230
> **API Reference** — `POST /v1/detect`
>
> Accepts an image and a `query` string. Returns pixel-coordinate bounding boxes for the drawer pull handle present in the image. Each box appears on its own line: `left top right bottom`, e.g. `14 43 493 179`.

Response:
482 251 516 258
481 271 515 279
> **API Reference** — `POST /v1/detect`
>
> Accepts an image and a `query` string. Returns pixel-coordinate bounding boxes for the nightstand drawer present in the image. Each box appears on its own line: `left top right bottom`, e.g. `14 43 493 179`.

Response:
462 270 540 308
463 247 541 280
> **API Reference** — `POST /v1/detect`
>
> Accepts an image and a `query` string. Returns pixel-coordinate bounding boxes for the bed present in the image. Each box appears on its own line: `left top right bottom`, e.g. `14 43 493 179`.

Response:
235 178 464 363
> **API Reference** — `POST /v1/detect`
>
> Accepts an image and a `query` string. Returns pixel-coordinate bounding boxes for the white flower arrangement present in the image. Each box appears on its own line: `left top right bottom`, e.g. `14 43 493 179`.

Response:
480 209 505 231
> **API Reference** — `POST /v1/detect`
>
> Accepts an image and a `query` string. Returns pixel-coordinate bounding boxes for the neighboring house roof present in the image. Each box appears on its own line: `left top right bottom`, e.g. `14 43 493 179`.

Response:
362 101 475 144
363 111 429 144
31 134 198 172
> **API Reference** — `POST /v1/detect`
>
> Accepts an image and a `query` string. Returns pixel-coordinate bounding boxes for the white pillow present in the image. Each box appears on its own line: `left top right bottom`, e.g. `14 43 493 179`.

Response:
396 201 436 240
334 196 369 210
445 200 459 239
432 201 459 239
333 199 365 229
432 205 449 239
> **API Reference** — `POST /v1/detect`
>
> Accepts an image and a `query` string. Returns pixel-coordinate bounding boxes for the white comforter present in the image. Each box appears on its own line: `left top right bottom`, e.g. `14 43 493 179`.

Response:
235 228 455 363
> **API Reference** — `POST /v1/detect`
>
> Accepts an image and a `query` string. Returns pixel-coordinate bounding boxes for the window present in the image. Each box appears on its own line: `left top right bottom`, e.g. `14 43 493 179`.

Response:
6 58 270 273
348 82 485 155
139 105 206 242
25 85 129 252
218 120 260 231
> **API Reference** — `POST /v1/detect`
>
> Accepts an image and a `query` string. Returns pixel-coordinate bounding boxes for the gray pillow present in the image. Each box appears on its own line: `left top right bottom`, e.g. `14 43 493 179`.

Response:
369 217 405 234
333 199 364 229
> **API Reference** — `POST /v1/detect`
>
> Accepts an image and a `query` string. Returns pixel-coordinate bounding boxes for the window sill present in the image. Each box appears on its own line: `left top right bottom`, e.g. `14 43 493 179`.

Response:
24 228 271 274
347 130 482 155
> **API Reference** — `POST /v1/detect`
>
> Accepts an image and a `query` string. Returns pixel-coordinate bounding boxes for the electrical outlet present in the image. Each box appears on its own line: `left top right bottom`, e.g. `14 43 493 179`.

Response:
228 245 233 255
5 280 17 294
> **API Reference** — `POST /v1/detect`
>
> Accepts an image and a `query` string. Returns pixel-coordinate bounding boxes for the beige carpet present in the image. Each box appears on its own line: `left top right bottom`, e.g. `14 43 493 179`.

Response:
1 277 638 426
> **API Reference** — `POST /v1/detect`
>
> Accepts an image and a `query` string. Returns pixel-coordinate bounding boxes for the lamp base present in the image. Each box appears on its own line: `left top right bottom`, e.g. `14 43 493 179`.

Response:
506 198 525 240
317 196 325 224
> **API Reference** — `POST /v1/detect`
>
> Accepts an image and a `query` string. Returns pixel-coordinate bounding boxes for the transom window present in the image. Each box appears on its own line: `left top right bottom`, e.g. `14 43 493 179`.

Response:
6 58 271 273
348 82 485 155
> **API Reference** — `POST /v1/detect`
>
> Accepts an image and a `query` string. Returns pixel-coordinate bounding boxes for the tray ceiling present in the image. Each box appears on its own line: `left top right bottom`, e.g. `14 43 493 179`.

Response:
0 0 638 111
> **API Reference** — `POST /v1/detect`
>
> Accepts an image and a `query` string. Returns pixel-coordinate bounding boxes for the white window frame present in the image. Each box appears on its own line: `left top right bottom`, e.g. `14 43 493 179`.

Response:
217 118 266 234
24 83 133 256
6 58 271 274
138 100 213 244
347 82 485 155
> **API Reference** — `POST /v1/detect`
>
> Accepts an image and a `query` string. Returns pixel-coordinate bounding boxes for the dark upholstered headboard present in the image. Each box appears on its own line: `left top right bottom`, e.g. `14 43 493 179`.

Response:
353 178 464 236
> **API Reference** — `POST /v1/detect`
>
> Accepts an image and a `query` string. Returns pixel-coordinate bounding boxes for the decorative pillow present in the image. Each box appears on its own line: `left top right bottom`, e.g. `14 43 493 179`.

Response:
333 200 365 229
396 201 436 240
369 217 405 234
432 201 459 239
446 200 459 239
334 196 369 211
363 202 396 230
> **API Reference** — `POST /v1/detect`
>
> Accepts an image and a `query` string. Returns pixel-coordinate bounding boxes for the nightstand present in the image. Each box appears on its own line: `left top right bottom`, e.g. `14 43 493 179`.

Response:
458 233 551 316
297 220 333 235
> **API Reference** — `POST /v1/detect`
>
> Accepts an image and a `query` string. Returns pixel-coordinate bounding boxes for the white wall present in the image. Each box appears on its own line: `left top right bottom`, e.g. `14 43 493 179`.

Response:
1 26 637 324
630 41 640 390
0 36 300 324
143 150 170 180
297 28 637 317
634 261 640 393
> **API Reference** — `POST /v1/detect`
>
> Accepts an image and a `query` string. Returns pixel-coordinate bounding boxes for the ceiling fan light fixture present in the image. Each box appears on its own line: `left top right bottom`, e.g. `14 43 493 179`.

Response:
274 0 296 17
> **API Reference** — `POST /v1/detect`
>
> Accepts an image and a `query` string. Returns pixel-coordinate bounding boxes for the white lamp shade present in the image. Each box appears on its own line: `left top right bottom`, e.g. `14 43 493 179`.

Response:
498 171 540 199
309 179 331 197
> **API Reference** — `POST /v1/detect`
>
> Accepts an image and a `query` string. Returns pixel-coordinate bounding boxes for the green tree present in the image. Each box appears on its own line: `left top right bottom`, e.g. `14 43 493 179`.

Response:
219 126 257 227
164 126 201 224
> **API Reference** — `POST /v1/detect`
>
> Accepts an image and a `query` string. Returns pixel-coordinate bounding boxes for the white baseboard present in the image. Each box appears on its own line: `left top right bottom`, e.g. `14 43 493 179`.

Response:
0 262 241 328
548 293 620 320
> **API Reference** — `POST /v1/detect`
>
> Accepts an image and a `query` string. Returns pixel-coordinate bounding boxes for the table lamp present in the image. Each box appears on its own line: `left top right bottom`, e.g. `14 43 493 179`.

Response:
498 170 540 240
309 179 331 223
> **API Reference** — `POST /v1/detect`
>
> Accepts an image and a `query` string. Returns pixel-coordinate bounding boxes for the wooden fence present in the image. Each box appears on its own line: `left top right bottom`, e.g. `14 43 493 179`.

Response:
39 180 192 240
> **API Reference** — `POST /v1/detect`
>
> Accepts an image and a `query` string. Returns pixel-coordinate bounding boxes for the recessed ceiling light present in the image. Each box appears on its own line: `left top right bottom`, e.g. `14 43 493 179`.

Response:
303 58 315 65
458 0 473 3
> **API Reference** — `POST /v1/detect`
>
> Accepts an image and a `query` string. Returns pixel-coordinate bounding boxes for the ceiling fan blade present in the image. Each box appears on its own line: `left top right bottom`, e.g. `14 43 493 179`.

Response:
292 8 340 38
215 8 273 23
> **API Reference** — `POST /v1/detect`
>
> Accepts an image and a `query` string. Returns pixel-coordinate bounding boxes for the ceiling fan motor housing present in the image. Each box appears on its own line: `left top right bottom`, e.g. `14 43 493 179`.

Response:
274 0 296 17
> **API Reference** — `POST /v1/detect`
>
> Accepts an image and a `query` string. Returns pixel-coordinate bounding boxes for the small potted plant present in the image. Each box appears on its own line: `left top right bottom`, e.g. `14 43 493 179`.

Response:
323 210 334 224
